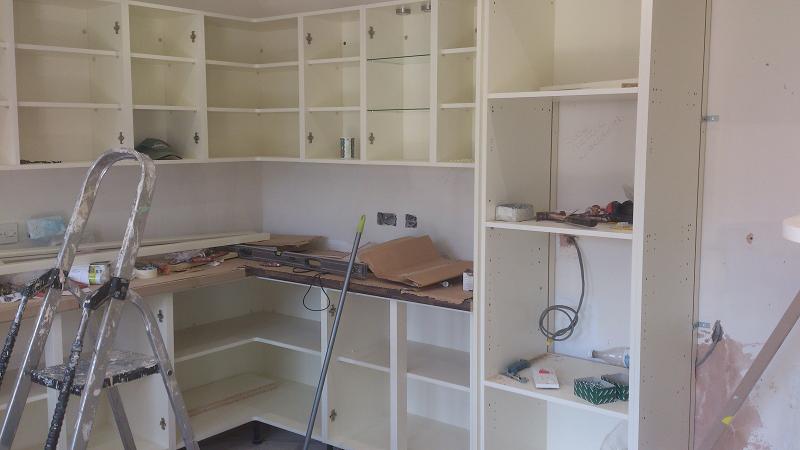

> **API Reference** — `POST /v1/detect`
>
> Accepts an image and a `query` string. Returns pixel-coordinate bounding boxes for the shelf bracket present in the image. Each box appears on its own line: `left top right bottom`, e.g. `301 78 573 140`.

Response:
306 33 313 45
395 6 411 15
421 2 432 13
113 21 120 35
190 30 197 43
368 132 375 145
307 132 314 144
368 26 375 39
118 132 124 145
193 132 200 144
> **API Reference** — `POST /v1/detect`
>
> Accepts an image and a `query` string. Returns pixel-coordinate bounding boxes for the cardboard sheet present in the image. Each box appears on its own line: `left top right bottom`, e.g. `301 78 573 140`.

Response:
358 236 472 288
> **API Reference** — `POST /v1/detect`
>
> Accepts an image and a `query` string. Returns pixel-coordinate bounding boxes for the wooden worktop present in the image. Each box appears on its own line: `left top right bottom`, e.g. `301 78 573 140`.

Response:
0 258 473 323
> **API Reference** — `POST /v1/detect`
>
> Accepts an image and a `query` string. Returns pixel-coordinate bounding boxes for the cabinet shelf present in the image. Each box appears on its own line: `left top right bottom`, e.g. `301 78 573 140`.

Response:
15 44 118 57
440 102 475 109
174 311 321 363
133 104 196 111
18 101 120 109
207 107 299 114
484 353 629 420
307 106 359 112
306 56 360 65
368 107 429 112
485 220 633 240
336 340 470 392
131 52 195 64
180 373 318 443
441 47 476 55
367 53 430 64
488 87 639 100
205 59 298 69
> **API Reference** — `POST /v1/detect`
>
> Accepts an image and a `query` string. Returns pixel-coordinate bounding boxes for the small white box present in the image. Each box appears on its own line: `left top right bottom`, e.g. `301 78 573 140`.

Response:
495 203 535 222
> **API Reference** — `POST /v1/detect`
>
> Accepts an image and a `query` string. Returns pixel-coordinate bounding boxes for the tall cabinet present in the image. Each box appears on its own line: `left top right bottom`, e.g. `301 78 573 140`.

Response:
477 0 708 449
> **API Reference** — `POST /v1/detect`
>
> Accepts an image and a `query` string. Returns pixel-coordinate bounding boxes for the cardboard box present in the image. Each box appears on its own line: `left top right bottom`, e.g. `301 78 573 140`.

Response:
358 236 472 288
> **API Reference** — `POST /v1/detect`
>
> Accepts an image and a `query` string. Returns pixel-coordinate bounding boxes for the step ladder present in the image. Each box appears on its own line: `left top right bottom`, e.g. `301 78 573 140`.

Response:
0 148 199 450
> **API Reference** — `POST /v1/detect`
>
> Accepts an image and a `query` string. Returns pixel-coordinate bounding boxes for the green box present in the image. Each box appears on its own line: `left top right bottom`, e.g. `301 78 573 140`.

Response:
602 373 630 401
574 377 618 405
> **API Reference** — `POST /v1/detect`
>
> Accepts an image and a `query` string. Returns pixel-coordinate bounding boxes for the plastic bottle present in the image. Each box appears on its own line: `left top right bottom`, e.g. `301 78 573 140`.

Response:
591 347 630 368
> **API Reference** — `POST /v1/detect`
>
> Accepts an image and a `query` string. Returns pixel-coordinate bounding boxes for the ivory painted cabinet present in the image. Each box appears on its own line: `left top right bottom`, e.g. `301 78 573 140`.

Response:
0 0 478 169
478 0 708 449
0 278 472 450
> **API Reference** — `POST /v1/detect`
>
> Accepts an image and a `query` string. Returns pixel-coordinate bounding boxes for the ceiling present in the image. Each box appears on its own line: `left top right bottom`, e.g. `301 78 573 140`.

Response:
149 0 380 17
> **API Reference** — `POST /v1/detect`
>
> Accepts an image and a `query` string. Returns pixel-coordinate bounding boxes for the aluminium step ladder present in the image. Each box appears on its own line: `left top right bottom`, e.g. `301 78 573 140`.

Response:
0 148 199 450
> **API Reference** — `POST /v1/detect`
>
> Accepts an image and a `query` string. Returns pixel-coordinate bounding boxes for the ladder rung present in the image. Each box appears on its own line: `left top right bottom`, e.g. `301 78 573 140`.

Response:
31 350 160 396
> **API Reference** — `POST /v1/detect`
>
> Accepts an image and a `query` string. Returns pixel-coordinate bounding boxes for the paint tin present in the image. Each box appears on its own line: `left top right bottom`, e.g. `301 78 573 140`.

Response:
340 137 356 159
463 269 474 292
69 263 110 285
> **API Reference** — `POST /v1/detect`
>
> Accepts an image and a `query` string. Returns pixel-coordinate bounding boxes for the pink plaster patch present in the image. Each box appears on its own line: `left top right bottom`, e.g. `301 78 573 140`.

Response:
695 338 771 449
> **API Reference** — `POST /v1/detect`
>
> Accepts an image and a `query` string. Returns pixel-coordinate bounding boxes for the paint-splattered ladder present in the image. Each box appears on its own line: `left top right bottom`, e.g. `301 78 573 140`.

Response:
0 149 199 450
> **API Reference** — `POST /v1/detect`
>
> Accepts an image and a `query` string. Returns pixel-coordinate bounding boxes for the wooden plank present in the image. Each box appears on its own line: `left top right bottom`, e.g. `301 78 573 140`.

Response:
245 264 473 311
0 259 248 323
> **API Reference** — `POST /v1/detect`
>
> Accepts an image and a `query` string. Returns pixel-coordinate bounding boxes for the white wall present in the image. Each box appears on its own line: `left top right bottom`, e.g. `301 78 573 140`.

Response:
260 163 474 260
694 1 800 449
0 162 262 249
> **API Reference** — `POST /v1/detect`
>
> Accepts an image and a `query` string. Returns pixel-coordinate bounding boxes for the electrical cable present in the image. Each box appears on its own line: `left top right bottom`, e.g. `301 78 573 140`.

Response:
538 236 586 342
696 320 724 368
293 268 332 312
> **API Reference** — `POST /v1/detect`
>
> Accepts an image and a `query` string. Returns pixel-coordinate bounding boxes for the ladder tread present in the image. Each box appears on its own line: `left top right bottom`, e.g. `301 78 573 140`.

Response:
31 350 160 395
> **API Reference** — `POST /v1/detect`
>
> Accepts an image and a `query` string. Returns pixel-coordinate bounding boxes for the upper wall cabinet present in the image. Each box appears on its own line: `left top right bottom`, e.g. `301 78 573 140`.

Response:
487 0 640 94
14 0 122 51
0 0 479 170
205 17 298 65
304 11 360 61
130 4 200 59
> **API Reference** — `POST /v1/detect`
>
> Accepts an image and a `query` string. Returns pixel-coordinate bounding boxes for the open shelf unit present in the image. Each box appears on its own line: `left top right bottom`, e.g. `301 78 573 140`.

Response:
0 0 478 170
162 275 471 450
479 0 708 449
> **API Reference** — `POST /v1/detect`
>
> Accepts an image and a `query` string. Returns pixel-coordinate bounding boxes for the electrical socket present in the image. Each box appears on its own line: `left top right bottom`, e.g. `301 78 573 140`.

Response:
405 214 417 228
0 223 19 245
377 212 397 226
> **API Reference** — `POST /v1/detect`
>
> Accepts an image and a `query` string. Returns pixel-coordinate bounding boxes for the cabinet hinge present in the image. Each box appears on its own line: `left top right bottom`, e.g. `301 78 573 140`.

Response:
368 26 375 39
328 305 336 317
395 6 411 15
421 2 432 12
702 115 719 123
368 132 375 145
113 21 120 35
118 132 125 144
194 131 200 144
307 132 314 144
157 309 164 323
329 409 337 422
306 32 313 45
159 417 166 430
190 30 197 43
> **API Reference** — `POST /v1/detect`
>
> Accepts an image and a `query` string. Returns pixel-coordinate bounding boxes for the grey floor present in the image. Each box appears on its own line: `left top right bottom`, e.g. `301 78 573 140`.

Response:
198 422 333 450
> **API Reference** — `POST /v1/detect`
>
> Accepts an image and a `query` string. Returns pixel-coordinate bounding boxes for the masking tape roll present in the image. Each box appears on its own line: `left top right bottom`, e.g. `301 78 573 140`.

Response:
134 266 158 280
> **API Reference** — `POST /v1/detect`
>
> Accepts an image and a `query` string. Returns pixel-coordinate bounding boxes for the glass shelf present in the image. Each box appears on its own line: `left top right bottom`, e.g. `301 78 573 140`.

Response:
368 107 430 112
367 54 431 64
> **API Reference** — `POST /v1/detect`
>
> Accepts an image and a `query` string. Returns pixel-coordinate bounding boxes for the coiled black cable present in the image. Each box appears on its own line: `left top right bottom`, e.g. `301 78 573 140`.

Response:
538 236 586 342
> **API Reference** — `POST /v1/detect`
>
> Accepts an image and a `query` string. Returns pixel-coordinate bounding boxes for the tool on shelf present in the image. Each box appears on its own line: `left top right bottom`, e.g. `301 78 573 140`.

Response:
232 244 369 279
303 215 366 450
503 359 532 383
0 148 199 450
535 200 635 228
